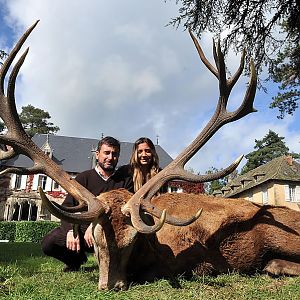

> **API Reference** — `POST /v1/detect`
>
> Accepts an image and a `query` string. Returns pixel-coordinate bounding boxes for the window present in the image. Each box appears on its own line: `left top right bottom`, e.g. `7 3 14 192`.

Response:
289 185 296 202
38 175 47 190
52 181 60 190
262 188 268 205
168 186 177 193
248 191 253 201
12 203 20 221
10 201 38 221
14 174 22 189
285 185 300 202
20 201 30 220
5 204 10 221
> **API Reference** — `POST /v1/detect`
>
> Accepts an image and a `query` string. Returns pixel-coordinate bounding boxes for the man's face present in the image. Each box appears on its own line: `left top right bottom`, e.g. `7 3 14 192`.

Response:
96 144 119 172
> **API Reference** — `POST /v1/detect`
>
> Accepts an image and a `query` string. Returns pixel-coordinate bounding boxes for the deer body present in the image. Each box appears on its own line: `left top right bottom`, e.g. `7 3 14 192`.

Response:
92 189 300 289
153 194 300 275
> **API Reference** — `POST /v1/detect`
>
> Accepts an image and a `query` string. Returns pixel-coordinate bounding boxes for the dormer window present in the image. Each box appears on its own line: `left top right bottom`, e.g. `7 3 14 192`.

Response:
253 172 265 182
90 146 97 168
44 150 52 158
221 187 231 196
41 134 53 159
241 179 252 187
230 184 240 191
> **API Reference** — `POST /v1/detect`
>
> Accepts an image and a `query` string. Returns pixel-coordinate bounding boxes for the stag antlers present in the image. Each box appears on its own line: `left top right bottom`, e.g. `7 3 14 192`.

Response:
0 21 106 223
0 22 257 233
121 29 257 231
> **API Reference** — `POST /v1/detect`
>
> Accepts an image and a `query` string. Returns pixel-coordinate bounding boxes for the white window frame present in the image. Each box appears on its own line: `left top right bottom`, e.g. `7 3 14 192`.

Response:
38 175 47 190
262 188 268 205
52 180 60 190
295 186 300 203
285 184 300 203
14 174 22 189
290 185 296 202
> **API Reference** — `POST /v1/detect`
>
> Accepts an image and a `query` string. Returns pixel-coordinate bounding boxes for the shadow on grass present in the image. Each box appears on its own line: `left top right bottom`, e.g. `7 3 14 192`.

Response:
0 242 44 263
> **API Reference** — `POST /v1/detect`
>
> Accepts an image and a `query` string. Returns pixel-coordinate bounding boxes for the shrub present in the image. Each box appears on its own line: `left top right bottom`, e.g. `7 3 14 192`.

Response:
0 221 16 241
15 221 59 243
0 221 58 243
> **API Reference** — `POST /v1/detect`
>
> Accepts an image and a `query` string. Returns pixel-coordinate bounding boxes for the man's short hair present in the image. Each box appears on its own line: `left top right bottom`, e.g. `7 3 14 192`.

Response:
97 136 120 152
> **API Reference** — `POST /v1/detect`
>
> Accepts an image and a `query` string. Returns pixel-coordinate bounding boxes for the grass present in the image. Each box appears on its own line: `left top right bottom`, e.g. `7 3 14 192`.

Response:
0 242 299 300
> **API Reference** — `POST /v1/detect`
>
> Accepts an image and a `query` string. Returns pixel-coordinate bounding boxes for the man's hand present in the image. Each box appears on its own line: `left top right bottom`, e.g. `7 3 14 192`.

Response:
66 230 80 252
84 224 94 248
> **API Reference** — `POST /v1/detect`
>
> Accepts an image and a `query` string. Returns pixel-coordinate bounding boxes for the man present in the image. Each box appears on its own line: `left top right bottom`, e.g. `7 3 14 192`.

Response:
41 136 133 271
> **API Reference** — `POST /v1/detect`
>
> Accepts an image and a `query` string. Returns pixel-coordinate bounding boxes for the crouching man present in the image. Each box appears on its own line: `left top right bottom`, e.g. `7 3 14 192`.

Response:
41 136 133 271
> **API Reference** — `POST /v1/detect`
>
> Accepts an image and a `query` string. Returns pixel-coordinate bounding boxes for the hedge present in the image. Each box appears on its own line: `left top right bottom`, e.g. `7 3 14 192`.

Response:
0 221 59 243
0 221 16 241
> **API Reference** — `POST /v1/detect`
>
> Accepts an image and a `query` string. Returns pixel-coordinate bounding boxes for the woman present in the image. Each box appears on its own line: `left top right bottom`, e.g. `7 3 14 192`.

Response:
130 137 160 192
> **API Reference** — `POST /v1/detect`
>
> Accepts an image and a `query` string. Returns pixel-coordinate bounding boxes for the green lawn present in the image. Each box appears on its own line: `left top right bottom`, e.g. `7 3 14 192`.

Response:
0 242 299 300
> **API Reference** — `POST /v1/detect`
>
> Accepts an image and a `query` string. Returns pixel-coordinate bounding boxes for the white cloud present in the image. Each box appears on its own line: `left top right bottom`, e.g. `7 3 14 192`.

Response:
1 0 299 174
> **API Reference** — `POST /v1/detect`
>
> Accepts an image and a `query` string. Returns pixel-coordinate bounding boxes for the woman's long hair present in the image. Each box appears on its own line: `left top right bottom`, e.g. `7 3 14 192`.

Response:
130 137 160 192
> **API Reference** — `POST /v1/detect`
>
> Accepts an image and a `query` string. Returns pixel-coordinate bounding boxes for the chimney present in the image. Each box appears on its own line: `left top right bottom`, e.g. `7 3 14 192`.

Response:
286 155 293 166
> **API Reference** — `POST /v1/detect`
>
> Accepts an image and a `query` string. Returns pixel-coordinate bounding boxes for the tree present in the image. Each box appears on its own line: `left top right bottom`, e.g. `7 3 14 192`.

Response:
19 105 60 137
268 27 300 118
1 105 59 136
169 0 300 117
0 50 8 66
241 130 299 174
204 167 238 194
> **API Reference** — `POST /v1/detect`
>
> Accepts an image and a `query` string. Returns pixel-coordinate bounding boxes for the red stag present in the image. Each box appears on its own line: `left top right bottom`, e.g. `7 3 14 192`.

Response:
0 22 299 291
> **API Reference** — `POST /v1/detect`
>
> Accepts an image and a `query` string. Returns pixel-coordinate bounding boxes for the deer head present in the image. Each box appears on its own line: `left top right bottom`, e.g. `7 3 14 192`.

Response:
0 22 257 233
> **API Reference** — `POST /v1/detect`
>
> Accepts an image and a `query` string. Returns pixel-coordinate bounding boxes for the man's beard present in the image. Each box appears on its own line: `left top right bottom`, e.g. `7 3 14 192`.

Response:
98 161 116 172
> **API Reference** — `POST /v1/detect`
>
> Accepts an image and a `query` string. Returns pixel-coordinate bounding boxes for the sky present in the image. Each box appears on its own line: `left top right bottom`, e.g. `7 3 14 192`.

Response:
0 0 299 174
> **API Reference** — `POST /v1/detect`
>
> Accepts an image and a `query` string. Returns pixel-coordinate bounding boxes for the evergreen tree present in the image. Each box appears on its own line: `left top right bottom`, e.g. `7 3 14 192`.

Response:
169 0 300 117
241 130 296 174
269 29 300 118
19 105 60 137
1 105 60 137
0 50 8 65
204 167 238 194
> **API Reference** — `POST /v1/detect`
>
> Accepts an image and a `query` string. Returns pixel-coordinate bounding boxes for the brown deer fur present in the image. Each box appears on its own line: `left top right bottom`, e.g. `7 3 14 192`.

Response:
92 189 300 290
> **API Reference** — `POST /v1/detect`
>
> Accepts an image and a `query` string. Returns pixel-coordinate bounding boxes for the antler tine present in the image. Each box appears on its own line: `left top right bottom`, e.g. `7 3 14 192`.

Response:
188 28 218 78
8 47 29 104
39 188 103 224
5 48 30 133
0 49 35 168
0 21 39 93
0 21 108 223
214 40 229 100
145 154 244 200
228 49 246 92
0 147 15 160
142 201 203 226
121 31 257 233
130 209 167 234
0 163 47 176
228 59 257 122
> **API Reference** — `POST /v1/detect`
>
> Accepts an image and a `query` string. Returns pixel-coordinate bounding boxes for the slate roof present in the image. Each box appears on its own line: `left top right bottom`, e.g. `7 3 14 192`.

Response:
222 155 300 197
2 134 173 174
